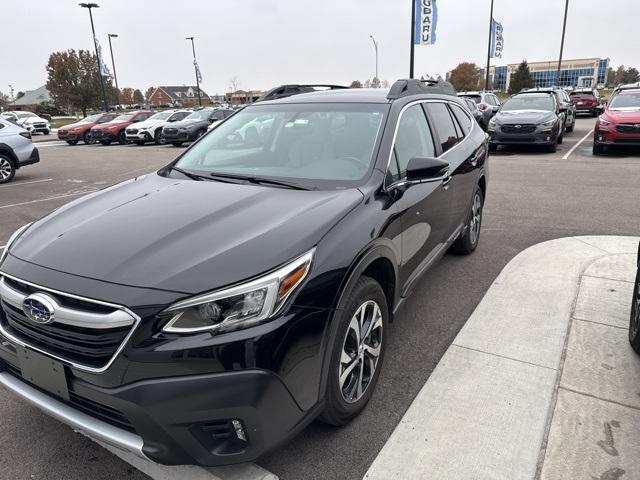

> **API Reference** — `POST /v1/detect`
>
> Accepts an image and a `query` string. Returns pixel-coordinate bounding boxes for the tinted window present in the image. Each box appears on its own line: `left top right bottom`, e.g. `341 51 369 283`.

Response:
212 111 226 121
424 103 459 153
492 95 501 105
387 104 435 184
462 95 481 104
450 104 472 135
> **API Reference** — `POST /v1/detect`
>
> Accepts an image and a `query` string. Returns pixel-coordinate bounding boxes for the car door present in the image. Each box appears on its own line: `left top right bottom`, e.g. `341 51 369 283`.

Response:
386 103 453 294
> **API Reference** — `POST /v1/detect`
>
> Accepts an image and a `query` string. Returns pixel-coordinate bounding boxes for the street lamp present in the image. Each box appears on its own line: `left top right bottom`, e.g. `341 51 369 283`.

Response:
369 34 379 87
79 3 109 111
107 34 119 106
185 36 202 107
556 0 570 87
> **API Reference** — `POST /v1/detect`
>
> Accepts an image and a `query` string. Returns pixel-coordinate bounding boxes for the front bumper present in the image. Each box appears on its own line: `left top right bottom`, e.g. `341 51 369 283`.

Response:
594 128 640 147
162 130 197 142
488 129 557 145
91 131 119 142
125 130 153 141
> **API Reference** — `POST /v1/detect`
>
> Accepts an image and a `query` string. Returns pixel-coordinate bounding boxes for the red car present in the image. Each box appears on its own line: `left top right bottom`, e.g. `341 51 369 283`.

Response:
89 110 153 145
593 85 640 155
57 112 118 145
569 89 604 117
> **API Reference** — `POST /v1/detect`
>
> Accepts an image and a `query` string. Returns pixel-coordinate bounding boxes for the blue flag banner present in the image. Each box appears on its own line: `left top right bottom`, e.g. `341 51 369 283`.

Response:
94 37 112 78
414 0 438 45
490 18 504 58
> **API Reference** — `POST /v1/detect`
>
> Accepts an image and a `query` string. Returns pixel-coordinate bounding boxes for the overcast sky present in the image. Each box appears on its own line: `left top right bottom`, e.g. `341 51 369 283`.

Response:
1 0 638 97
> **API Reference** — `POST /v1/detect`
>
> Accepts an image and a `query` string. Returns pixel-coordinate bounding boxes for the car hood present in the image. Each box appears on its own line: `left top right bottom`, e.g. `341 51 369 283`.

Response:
495 110 556 124
10 173 363 294
604 109 640 123
62 121 94 131
133 119 166 129
92 121 129 130
21 117 48 125
168 119 208 129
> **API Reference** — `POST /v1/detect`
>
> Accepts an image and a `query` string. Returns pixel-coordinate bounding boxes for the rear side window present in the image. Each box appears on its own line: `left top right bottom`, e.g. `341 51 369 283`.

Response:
450 104 472 136
387 104 436 184
424 103 459 153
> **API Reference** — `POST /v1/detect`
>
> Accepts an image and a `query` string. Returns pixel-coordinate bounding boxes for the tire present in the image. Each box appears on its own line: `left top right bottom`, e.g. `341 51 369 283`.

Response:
629 270 640 354
320 276 388 426
118 131 127 145
450 186 484 255
172 141 183 147
546 141 558 153
557 131 564 145
135 140 145 146
66 140 78 145
0 154 16 184
83 131 92 144
43 130 50 135
100 140 111 145
488 143 498 152
154 130 165 145
592 142 605 155
566 120 574 133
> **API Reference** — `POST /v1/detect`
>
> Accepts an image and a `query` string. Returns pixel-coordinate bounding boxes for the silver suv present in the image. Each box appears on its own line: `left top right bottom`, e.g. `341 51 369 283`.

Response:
0 117 40 183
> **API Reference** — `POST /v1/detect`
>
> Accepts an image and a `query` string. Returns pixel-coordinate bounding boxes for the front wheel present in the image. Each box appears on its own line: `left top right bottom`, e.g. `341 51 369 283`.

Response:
118 131 127 145
43 130 50 135
320 277 387 426
566 121 575 133
629 270 640 354
557 131 564 145
154 130 165 145
489 143 498 152
451 186 484 255
172 141 183 147
0 154 16 183
592 142 605 155
66 140 78 145
83 131 93 144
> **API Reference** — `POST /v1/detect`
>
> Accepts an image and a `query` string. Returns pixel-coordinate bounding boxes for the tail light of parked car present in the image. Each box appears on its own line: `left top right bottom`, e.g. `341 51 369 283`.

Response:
19 131 31 140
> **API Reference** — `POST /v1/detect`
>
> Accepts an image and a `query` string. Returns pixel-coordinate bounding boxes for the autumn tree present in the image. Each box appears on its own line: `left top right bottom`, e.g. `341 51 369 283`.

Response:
133 89 144 104
448 63 481 92
119 87 134 105
350 80 363 88
508 60 534 94
0 91 9 110
16 91 25 100
144 87 156 101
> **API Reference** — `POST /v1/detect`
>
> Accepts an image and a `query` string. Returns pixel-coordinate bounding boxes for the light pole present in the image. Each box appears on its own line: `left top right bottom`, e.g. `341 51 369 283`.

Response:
107 33 119 106
369 35 379 87
185 36 202 107
556 0 570 87
484 0 494 91
79 3 109 112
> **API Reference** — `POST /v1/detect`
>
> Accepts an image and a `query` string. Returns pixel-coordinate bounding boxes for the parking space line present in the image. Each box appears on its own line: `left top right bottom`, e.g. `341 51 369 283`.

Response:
562 129 593 160
0 191 95 210
0 178 53 187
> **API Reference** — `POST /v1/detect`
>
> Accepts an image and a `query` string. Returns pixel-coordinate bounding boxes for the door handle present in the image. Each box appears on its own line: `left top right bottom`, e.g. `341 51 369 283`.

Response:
442 175 452 188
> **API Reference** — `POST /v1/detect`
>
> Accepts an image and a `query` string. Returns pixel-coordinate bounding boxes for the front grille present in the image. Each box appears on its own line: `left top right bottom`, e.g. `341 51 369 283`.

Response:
163 128 178 135
126 128 138 134
34 123 46 128
616 124 640 134
3 363 136 433
501 124 536 134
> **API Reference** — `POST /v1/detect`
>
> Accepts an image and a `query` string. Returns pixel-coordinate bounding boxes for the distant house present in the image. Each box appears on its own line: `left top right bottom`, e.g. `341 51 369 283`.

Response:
225 90 263 105
9 85 51 111
147 86 211 108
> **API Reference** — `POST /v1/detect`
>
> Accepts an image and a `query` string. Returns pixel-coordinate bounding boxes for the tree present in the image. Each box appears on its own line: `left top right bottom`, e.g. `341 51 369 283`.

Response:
144 87 155 101
0 91 9 110
621 67 639 84
133 89 144 104
448 62 481 92
350 80 363 88
16 91 25 100
229 76 240 93
46 49 115 115
119 87 134 105
508 60 534 94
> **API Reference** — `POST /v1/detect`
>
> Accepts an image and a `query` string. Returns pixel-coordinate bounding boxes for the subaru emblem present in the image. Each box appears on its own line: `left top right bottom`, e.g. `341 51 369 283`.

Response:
22 293 56 325
515 125 522 129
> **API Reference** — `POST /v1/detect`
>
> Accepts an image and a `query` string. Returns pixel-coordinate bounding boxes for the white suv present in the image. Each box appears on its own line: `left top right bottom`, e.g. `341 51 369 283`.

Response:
1 111 51 135
125 110 191 145
0 117 40 183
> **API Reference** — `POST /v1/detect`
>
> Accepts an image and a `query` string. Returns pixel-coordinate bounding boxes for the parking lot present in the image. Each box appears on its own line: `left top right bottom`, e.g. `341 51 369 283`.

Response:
0 116 638 480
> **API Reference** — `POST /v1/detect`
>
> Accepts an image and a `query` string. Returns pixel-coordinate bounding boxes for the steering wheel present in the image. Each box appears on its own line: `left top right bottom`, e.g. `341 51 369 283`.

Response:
338 156 368 169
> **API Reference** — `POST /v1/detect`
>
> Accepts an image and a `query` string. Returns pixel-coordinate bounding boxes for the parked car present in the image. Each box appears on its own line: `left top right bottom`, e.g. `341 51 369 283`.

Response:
488 92 563 152
592 85 640 155
0 111 50 135
57 112 118 145
630 242 640 354
0 117 40 183
569 89 604 117
125 110 192 145
460 96 485 129
457 91 501 129
0 79 488 466
162 108 234 146
89 110 153 145
520 87 576 132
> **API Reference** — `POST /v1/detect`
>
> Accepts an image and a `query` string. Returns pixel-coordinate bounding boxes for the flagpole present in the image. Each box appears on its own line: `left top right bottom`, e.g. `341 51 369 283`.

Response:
484 0 494 91
79 3 109 112
186 36 202 107
409 0 415 79
556 0 569 87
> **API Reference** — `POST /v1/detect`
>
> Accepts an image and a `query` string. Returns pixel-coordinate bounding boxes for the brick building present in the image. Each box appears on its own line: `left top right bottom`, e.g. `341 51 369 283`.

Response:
147 86 211 108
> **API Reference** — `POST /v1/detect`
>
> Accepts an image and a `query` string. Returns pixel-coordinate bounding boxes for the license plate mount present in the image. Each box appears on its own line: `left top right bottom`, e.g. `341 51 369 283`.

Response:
17 347 69 401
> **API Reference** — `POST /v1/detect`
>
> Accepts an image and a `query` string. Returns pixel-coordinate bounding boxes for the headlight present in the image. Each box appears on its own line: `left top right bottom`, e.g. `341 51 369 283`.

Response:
0 223 33 265
488 118 497 127
162 249 315 334
541 119 556 128
598 117 611 126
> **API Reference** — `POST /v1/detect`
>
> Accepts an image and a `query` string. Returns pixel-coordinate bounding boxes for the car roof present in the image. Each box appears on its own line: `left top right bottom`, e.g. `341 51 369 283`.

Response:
617 88 640 95
512 92 554 98
458 92 483 96
255 88 392 105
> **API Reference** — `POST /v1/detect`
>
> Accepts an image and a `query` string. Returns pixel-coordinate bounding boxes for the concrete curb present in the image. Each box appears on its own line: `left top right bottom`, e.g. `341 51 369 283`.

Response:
364 236 639 480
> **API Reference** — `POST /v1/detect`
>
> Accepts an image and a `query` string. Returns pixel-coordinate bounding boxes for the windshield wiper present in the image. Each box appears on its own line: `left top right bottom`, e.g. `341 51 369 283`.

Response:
208 172 311 190
167 165 207 181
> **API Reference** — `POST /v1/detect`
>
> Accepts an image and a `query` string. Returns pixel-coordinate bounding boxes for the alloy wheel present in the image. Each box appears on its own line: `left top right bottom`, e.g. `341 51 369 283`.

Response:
339 300 383 404
469 192 482 245
0 157 13 181
632 280 640 339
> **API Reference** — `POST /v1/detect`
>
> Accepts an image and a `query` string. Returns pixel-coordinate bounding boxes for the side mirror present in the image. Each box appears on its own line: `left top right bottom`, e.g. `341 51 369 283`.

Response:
406 157 449 182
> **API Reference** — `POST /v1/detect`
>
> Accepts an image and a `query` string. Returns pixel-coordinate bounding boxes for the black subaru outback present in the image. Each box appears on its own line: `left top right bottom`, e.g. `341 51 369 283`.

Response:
0 79 488 466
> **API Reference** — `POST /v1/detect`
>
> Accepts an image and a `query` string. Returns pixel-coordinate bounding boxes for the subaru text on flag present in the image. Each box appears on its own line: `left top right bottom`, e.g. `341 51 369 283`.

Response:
0 80 488 466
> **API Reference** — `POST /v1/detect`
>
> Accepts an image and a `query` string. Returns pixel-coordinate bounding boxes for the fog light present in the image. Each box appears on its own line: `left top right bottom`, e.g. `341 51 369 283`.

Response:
597 135 604 142
546 136 551 141
232 419 247 442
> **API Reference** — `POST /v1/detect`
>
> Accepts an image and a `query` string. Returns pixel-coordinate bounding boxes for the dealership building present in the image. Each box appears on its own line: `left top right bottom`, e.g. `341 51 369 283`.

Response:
482 57 609 91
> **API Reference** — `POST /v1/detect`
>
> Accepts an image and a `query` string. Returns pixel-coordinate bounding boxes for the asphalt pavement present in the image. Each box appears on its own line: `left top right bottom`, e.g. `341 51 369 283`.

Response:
0 118 639 480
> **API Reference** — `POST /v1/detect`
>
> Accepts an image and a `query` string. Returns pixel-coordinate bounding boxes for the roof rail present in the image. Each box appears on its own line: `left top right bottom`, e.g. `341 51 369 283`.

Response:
256 84 350 102
613 82 640 92
387 79 456 100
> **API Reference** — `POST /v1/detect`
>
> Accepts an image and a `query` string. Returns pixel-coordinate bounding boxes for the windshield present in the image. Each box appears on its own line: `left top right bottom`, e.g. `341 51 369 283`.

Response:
81 114 102 123
183 110 213 121
171 103 387 189
147 111 173 121
16 112 36 119
502 95 555 112
110 114 133 122
609 93 640 110
570 91 594 97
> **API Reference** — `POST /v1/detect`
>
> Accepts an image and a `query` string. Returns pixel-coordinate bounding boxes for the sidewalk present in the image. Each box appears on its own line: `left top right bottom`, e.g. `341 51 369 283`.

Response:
365 236 640 480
